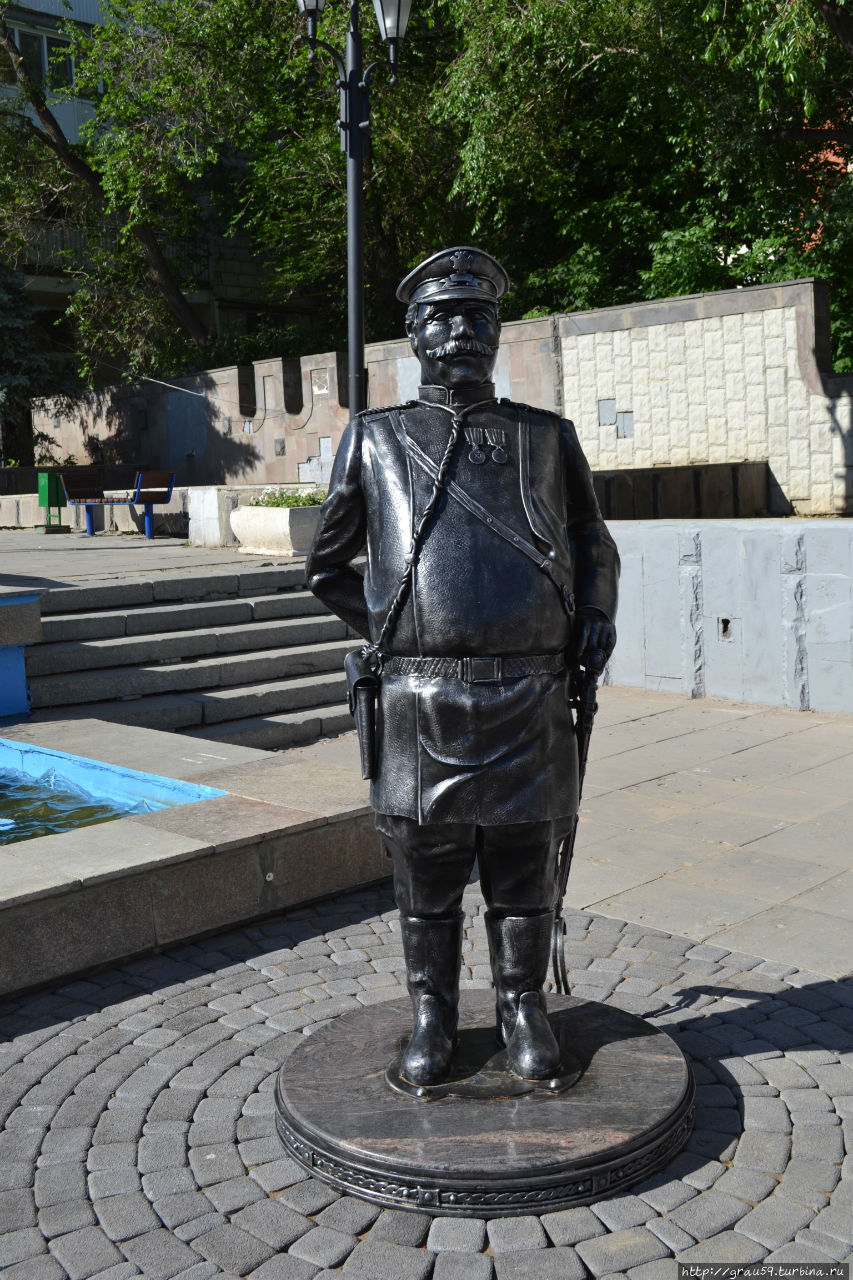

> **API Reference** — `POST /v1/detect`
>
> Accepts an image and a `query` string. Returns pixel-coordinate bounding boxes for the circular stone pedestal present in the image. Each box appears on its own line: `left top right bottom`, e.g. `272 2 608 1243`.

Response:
275 992 695 1217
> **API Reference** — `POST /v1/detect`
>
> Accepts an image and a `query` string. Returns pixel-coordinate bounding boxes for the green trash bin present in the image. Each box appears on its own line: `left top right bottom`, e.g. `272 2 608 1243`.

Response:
37 471 67 531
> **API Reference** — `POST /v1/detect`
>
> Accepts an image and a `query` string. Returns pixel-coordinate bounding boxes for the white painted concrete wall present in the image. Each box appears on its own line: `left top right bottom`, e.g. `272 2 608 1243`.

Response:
607 519 853 713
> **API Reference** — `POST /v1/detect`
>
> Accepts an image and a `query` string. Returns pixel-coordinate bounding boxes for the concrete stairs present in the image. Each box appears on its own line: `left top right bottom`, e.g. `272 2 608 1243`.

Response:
25 564 357 751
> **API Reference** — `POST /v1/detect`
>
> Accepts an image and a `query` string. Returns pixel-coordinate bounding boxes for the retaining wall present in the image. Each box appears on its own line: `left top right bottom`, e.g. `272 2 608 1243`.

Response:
608 519 853 713
31 278 853 515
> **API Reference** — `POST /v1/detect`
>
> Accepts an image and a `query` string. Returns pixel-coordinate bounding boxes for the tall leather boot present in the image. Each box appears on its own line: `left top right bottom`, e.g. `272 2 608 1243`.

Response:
486 911 562 1080
399 915 463 1086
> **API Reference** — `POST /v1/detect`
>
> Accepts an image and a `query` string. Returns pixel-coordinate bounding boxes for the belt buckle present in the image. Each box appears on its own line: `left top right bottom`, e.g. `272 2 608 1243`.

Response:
467 657 499 682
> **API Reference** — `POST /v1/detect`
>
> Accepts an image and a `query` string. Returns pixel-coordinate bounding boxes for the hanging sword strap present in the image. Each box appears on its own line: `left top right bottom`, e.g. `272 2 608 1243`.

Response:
551 647 607 994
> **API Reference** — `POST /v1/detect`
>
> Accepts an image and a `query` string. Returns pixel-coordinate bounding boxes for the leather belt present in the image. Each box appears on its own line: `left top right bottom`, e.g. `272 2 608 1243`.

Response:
385 654 565 682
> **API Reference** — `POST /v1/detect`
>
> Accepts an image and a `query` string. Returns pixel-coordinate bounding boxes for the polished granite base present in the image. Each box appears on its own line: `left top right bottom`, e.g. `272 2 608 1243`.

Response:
275 991 695 1217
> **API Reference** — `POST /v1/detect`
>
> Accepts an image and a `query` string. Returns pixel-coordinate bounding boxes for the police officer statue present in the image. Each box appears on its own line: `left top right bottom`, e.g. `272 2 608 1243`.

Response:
306 247 619 1089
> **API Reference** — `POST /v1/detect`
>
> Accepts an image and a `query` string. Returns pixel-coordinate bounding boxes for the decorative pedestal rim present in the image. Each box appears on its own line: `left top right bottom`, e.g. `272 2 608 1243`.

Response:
274 993 696 1217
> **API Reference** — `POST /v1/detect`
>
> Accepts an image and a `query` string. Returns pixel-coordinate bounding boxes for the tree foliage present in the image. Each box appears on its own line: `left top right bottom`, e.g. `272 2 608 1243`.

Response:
1 0 852 384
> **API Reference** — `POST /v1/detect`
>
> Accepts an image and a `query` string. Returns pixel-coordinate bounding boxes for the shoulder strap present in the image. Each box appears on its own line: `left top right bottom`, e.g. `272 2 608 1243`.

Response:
365 411 463 665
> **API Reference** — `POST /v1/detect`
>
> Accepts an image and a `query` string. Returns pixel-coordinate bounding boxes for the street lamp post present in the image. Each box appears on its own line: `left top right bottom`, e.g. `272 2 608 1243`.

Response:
294 0 412 417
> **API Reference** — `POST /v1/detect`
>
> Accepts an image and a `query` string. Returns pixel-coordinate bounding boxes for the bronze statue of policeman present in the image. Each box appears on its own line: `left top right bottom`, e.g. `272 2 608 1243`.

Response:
306 247 619 1088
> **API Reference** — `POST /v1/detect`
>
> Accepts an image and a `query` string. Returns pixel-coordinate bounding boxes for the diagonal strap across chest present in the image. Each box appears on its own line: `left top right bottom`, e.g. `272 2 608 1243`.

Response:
390 409 566 590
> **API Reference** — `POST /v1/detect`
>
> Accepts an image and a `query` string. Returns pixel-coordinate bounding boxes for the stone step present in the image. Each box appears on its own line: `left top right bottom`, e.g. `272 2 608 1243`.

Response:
38 563 308 615
28 638 356 709
28 691 210 733
192 670 348 725
27 614 349 677
39 590 328 643
183 704 354 751
26 670 350 734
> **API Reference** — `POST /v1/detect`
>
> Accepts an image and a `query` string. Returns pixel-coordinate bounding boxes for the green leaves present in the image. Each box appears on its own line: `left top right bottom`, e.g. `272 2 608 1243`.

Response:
2 0 852 380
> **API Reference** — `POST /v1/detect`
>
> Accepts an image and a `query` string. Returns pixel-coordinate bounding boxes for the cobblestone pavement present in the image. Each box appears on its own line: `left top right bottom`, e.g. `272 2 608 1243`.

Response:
3 881 853 1280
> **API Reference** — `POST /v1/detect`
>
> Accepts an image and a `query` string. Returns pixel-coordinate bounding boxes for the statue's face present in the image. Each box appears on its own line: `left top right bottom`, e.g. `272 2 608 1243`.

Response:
409 301 500 389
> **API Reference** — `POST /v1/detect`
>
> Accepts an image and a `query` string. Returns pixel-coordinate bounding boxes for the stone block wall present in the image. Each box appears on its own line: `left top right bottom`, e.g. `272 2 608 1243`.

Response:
30 279 853 513
560 281 852 515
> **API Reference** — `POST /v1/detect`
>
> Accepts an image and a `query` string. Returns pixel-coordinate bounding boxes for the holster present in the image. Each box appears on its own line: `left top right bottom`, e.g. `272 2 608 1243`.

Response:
344 650 379 780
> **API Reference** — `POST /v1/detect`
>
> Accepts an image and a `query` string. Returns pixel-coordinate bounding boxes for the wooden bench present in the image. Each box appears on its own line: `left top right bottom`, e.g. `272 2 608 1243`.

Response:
61 469 176 539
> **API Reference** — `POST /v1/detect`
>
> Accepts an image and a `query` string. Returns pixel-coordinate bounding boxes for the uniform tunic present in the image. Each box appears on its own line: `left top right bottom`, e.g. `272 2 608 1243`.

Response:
306 388 619 828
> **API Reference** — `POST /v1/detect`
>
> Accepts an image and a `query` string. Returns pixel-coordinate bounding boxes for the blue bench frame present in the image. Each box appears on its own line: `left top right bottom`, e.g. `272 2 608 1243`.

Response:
61 470 176 539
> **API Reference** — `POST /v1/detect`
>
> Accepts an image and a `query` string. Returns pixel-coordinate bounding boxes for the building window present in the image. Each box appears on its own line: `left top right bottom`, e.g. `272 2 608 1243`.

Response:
1 27 74 89
46 37 74 89
616 411 634 439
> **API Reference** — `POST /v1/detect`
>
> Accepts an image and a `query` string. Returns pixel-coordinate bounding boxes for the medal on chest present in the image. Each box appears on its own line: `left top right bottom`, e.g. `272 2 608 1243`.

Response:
464 426 508 465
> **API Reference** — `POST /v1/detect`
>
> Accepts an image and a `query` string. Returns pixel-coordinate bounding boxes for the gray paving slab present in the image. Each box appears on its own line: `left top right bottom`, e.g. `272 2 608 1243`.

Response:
792 1124 845 1163
193 1222 276 1273
47 1227 124 1280
171 1266 219 1280
4 848 853 1280
433 1252 494 1280
229 1200 312 1250
38 1200 97 1239
288 1226 357 1267
635 1178 697 1214
248 1256 320 1280
174 1210 226 1241
591 1194 653 1231
366 1210 431 1247
276 1178 340 1216
540 1205 608 1245
341 1239 434 1279
426 1217 487 1252
626 1262 677 1280
806 1203 853 1246
712 1167 777 1203
493 1248 586 1279
314 1196 380 1235
765 1241 842 1263
676 1231 769 1263
732 1131 792 1174
93 1190 162 1240
0 1227 49 1268
0 530 257 591
118 1227 200 1277
793 1227 852 1261
0 1257 67 1280
646 1216 695 1252
575 1227 669 1273
486 1216 548 1253
734 1194 816 1248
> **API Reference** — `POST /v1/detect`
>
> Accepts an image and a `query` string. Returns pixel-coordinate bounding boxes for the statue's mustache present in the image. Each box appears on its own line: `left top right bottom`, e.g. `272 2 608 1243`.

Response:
425 339 495 360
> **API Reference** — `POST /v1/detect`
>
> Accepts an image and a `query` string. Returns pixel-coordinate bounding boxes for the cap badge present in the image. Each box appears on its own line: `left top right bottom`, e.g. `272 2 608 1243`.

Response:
449 249 477 287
